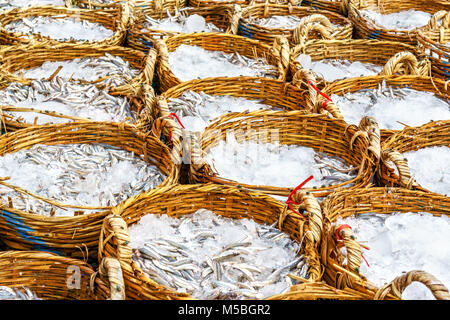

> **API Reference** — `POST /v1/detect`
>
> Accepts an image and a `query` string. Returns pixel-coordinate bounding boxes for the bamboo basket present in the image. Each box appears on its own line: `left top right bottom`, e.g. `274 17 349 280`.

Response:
0 77 156 134
320 187 450 300
231 3 353 46
348 0 449 45
0 121 180 260
417 12 450 80
189 110 380 198
153 75 315 131
154 32 290 92
378 120 449 193
0 251 125 300
301 0 350 15
320 75 450 140
126 5 234 52
0 5 130 46
0 42 157 97
290 39 431 85
132 0 188 18
98 183 324 299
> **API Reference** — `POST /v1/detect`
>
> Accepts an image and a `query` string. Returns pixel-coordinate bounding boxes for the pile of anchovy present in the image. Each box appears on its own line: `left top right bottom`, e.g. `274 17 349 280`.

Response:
0 143 166 216
132 209 309 300
0 77 135 125
17 53 140 88
314 151 358 185
143 9 223 34
5 16 113 42
0 286 42 300
216 51 279 78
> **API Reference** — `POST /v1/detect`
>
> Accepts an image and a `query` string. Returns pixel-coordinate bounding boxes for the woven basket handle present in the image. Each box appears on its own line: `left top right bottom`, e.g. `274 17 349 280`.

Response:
290 190 323 244
374 270 450 300
379 51 420 76
340 0 350 16
271 36 290 81
349 116 381 161
380 149 419 189
98 214 133 271
291 69 318 112
154 39 170 68
333 224 363 275
226 4 242 35
292 14 333 46
97 257 126 300
427 10 450 29
142 48 158 89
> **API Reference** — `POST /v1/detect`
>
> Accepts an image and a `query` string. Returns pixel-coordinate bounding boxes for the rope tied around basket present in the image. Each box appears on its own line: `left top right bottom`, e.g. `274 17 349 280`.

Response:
90 256 126 300
98 214 133 270
380 149 420 189
374 270 450 300
348 116 381 164
271 36 290 80
333 224 371 276
292 14 333 47
226 4 242 35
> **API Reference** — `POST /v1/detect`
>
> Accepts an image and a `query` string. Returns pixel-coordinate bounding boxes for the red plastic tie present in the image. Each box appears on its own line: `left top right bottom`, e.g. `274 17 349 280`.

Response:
285 175 314 220
336 224 371 268
307 80 333 108
168 112 185 129
336 224 352 241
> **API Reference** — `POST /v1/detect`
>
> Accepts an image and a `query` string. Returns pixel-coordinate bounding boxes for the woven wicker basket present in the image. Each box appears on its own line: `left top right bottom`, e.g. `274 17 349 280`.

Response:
132 0 188 18
0 42 157 98
320 75 450 140
153 75 314 130
189 110 380 198
98 183 324 299
348 0 449 45
0 251 125 300
0 121 180 260
301 0 350 15
378 120 449 193
126 5 234 52
417 12 450 80
231 3 353 46
320 187 450 300
290 39 431 85
155 32 290 92
0 5 130 46
0 77 156 134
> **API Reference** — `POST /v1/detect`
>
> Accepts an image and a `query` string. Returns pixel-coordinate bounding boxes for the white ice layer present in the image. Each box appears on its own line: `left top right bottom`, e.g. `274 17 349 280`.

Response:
129 209 305 299
360 9 432 31
205 134 356 188
143 14 222 34
168 91 274 132
0 79 134 125
330 87 450 130
6 17 114 42
168 45 278 81
0 144 166 217
16 54 140 86
336 212 450 300
297 54 383 82
403 146 449 195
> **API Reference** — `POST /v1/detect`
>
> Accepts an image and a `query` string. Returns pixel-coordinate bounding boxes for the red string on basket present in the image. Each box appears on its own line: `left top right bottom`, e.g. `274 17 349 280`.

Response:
336 224 370 268
285 175 314 221
168 112 185 129
307 80 333 110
